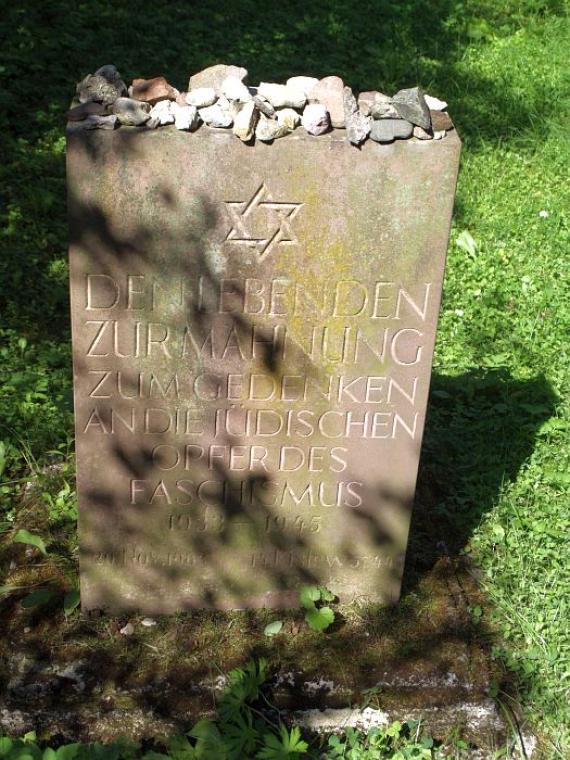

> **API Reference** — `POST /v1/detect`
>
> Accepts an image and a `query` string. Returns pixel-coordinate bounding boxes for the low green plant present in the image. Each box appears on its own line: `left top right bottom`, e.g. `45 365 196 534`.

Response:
300 585 336 632
326 721 435 759
12 528 47 555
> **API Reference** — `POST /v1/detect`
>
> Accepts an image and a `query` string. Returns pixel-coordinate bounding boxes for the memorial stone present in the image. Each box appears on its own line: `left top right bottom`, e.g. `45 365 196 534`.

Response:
67 80 460 612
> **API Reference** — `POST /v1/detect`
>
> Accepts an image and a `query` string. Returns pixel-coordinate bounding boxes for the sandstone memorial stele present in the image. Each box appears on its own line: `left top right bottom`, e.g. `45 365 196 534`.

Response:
67 64 461 612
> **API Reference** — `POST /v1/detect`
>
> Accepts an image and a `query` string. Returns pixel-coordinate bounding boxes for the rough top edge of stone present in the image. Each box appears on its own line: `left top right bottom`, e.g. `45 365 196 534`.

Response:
69 67 457 147
66 122 461 146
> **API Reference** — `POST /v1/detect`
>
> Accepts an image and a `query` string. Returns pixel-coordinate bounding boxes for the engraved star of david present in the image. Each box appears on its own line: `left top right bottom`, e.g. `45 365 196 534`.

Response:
224 183 303 261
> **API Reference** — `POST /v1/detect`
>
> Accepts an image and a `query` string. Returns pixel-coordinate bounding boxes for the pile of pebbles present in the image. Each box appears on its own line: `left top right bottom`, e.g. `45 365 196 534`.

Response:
67 63 453 146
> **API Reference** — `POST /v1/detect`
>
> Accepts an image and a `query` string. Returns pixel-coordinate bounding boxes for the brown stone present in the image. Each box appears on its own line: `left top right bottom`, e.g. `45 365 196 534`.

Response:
129 77 178 105
308 76 345 128
66 124 460 612
430 109 454 131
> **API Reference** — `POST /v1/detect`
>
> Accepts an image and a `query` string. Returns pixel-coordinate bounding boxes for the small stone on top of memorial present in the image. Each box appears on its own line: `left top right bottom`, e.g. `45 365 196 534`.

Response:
112 97 151 126
413 125 433 140
344 86 371 146
148 99 175 126
370 118 413 143
425 93 448 111
391 86 431 130
66 101 108 121
221 75 252 104
188 64 248 94
430 110 454 131
232 101 259 141
253 94 275 117
185 87 218 108
308 75 345 128
369 94 400 120
76 113 119 130
76 71 127 105
199 102 233 128
255 112 290 141
257 82 306 109
301 103 330 135
357 91 379 116
173 103 199 131
129 76 178 105
286 76 319 97
276 107 301 131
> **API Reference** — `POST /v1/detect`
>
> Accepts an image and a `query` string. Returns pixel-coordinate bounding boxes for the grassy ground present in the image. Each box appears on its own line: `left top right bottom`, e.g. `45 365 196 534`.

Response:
0 0 569 756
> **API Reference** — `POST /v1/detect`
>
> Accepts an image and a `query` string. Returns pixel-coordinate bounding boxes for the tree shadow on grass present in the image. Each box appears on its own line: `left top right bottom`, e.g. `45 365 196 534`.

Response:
405 367 557 589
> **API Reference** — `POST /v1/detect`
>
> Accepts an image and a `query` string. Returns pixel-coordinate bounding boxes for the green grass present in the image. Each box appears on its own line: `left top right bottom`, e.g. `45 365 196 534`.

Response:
0 0 569 755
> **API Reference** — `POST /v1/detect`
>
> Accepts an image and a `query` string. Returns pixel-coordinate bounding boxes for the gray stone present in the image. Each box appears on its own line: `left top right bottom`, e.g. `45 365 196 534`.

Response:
199 102 233 128
94 64 122 83
343 86 371 145
188 64 247 95
257 82 306 109
369 118 413 143
232 101 258 141
253 95 275 118
66 102 108 121
413 125 433 140
301 103 330 135
392 86 431 130
112 97 151 126
185 88 217 108
358 91 396 117
369 97 400 120
276 107 301 131
76 74 127 106
357 91 380 116
308 76 345 127
71 113 118 130
221 76 252 104
255 112 290 141
173 104 199 131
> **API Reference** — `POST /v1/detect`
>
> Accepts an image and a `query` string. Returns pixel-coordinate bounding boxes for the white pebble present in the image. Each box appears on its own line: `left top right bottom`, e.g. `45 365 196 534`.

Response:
424 94 448 111
221 75 252 103
149 100 174 125
199 103 233 128
258 82 306 109
538 210 549 218
173 103 199 130
119 622 135 636
301 103 330 135
185 87 217 108
141 617 157 627
286 76 319 97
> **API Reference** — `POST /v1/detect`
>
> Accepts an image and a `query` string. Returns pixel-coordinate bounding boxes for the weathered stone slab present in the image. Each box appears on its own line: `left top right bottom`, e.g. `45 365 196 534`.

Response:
66 125 460 612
